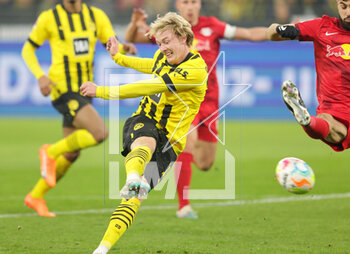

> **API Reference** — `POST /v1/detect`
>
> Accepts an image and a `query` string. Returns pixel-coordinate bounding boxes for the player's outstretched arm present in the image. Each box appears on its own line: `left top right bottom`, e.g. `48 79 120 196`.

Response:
125 8 153 44
266 23 300 41
81 78 169 100
233 27 268 41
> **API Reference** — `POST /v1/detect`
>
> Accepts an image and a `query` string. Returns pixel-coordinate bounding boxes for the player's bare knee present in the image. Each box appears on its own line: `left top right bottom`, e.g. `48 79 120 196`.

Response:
93 128 109 143
64 151 80 162
196 160 214 171
327 127 346 144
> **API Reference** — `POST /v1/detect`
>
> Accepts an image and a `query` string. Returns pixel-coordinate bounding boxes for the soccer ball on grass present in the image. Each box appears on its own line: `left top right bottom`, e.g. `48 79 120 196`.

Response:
275 157 315 194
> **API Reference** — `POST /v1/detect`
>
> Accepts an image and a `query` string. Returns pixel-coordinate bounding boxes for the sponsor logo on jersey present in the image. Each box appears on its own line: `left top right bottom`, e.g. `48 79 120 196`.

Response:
134 123 144 131
200 27 213 37
73 38 89 55
325 31 338 36
326 44 350 60
193 38 211 51
174 68 188 79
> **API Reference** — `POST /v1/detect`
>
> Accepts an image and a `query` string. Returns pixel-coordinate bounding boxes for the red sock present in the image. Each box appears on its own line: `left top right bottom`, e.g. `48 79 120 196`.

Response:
175 152 193 210
302 116 329 139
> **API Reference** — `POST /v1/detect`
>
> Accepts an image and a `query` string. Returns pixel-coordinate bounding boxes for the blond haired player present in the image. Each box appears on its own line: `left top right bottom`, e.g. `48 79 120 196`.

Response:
80 12 207 254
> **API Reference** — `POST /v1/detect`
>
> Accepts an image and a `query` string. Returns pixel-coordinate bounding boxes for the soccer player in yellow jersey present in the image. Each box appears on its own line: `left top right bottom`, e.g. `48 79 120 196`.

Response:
80 12 207 254
21 0 136 217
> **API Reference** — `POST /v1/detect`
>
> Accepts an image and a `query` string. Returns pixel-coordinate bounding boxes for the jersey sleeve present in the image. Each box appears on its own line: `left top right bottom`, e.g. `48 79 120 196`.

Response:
92 7 115 44
96 77 168 100
209 16 227 39
113 52 154 74
296 17 323 41
28 10 50 46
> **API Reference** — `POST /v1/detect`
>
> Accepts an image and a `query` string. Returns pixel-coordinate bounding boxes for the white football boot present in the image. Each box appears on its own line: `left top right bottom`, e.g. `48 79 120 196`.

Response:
92 245 109 254
120 173 141 199
176 205 198 219
281 80 311 126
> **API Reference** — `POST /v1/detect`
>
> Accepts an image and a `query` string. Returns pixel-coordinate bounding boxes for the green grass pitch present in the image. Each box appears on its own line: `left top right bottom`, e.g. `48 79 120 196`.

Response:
1 118 350 253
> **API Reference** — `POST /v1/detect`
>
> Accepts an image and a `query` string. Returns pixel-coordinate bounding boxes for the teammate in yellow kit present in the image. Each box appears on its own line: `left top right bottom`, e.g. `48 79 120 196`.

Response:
80 12 207 254
22 0 136 217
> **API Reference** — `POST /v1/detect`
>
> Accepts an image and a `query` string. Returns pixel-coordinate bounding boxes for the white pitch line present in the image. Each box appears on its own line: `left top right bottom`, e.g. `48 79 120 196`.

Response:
1 192 350 219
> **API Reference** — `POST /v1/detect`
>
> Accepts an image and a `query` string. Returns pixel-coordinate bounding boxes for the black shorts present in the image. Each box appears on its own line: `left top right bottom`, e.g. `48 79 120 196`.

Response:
52 92 92 127
122 114 177 190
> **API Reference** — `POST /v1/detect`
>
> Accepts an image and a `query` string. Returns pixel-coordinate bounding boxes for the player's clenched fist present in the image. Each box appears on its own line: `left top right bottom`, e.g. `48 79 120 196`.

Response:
80 81 97 97
107 36 119 58
38 75 56 96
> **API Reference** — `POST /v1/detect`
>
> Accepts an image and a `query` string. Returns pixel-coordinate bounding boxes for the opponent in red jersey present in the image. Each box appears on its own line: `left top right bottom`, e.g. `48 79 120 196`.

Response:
125 0 267 218
266 0 350 152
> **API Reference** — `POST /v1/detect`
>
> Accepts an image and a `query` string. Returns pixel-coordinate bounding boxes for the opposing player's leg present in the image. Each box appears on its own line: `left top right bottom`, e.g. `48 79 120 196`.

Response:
316 113 347 144
193 139 217 171
175 125 198 218
282 80 311 126
282 80 347 144
176 100 218 218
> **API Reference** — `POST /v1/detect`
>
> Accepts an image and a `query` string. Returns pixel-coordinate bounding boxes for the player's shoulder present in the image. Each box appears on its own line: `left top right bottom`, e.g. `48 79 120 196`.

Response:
153 49 164 60
181 52 207 75
320 15 340 27
35 7 55 23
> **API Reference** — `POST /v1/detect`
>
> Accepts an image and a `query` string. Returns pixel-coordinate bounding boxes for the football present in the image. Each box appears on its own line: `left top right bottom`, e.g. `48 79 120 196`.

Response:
275 157 315 194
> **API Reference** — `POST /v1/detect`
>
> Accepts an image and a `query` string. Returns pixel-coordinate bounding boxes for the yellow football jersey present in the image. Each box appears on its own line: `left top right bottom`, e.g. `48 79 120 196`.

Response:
97 49 208 155
25 3 115 100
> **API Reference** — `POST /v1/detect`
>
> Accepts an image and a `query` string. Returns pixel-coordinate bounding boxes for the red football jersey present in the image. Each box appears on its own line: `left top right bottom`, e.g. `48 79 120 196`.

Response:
192 16 227 102
296 16 350 115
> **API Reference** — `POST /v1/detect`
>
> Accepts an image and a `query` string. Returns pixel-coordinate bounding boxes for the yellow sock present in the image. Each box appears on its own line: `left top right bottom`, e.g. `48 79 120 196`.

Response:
47 129 98 159
30 155 73 199
56 155 72 181
124 146 152 176
30 178 50 199
100 198 141 249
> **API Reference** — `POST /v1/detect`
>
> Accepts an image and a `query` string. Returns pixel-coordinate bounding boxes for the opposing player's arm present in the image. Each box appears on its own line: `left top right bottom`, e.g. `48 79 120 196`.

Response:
80 78 168 99
228 26 267 41
125 8 153 44
266 23 300 41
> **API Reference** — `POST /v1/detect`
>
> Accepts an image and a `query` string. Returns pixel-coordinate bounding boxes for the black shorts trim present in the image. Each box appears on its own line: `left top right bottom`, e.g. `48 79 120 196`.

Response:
52 92 92 127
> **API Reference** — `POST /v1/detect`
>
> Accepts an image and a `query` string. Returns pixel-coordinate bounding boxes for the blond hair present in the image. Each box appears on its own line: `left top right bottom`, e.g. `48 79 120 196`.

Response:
147 12 194 47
